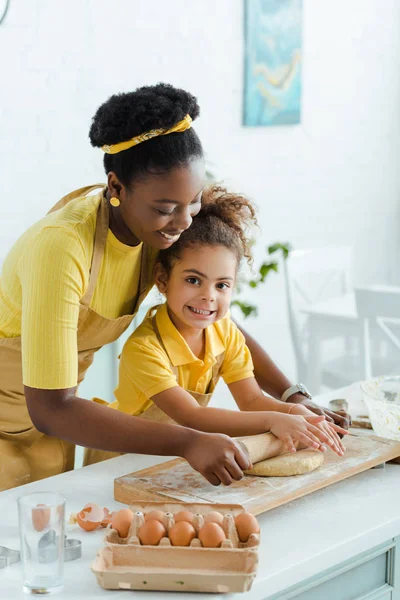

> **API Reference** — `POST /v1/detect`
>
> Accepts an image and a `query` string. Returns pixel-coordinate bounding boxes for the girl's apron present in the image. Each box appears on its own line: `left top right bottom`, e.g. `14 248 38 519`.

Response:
83 315 225 465
0 185 152 491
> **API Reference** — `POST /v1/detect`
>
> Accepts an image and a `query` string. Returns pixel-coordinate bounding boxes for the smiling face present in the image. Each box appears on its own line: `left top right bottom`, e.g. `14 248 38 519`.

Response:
107 158 205 249
155 244 238 335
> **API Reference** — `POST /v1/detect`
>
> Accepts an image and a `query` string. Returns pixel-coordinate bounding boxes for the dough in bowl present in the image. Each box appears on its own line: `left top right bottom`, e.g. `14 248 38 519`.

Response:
245 449 324 477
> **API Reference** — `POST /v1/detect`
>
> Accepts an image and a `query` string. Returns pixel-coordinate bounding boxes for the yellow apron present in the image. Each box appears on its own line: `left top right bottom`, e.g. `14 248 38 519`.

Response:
83 315 225 465
0 185 152 491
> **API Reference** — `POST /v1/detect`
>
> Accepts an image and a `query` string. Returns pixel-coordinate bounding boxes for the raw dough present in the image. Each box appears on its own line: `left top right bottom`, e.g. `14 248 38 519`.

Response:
245 450 324 477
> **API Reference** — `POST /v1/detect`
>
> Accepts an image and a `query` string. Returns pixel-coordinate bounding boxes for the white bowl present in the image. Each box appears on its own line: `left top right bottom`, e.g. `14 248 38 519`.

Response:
360 376 400 440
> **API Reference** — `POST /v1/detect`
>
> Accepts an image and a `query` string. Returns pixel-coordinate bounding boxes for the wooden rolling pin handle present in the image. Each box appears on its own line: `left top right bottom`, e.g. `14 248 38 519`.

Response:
236 433 284 464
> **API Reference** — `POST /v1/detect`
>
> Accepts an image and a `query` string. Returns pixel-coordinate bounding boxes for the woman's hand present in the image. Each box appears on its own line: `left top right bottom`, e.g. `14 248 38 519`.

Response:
287 404 348 456
182 431 252 486
289 394 351 432
267 412 338 454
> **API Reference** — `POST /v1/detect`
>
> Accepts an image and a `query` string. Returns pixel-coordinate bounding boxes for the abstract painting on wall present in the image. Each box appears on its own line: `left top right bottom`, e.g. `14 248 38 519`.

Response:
243 0 302 126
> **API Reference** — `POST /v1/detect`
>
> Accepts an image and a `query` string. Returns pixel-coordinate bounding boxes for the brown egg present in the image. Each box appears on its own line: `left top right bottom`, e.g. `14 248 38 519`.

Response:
174 510 194 524
198 523 226 548
168 521 196 546
138 519 167 546
234 513 260 542
111 508 134 538
32 504 51 532
144 510 165 523
203 511 224 525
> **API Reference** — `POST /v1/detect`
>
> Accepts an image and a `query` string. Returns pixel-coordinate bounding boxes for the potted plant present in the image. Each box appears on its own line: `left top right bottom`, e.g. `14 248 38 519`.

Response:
232 242 291 318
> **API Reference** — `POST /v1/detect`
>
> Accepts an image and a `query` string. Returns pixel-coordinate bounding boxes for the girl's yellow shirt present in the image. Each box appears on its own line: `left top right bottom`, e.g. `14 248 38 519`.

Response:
0 193 154 389
111 302 254 416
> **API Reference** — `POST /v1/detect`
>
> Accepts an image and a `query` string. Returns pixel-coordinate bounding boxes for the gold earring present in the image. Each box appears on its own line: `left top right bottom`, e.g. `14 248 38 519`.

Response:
110 197 120 207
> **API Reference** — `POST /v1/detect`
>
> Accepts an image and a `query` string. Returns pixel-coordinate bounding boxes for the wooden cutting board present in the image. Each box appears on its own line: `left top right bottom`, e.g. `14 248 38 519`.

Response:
114 431 400 516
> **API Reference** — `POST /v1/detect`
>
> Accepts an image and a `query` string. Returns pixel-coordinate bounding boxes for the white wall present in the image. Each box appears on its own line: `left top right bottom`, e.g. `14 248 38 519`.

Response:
1 0 399 381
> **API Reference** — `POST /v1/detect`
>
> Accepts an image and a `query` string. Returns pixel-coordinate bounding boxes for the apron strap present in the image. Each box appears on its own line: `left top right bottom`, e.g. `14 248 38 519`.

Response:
81 196 109 307
151 315 179 378
50 183 152 313
47 184 106 214
206 351 225 393
45 183 108 308
131 243 150 314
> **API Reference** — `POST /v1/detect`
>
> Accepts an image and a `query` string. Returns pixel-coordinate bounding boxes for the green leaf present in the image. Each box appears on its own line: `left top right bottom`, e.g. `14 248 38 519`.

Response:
231 300 258 318
259 261 278 282
267 242 292 259
229 241 292 318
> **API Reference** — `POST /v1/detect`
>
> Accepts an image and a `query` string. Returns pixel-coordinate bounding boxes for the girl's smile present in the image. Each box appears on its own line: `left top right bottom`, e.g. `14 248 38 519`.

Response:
187 306 216 318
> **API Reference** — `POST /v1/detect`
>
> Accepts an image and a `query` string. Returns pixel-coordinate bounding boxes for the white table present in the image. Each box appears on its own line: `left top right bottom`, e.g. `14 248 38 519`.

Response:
1 389 400 599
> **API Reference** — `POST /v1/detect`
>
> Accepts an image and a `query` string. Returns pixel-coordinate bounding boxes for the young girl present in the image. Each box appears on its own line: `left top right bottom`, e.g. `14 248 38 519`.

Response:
109 187 347 456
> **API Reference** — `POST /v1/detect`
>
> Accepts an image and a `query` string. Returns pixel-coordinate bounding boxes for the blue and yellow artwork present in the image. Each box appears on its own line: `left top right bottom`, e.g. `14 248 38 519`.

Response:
243 0 302 126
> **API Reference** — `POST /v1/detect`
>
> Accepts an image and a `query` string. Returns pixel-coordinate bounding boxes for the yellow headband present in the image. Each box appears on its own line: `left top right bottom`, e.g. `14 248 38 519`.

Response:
101 114 192 155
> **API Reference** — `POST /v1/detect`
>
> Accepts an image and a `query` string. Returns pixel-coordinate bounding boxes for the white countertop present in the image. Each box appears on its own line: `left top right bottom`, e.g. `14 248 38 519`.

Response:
1 391 400 599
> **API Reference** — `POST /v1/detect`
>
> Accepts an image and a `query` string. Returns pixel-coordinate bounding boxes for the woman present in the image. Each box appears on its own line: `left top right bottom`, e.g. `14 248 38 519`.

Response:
0 83 347 491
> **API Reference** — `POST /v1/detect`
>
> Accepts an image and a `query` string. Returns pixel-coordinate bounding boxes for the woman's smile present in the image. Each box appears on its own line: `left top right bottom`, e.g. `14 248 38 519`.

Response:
157 230 183 244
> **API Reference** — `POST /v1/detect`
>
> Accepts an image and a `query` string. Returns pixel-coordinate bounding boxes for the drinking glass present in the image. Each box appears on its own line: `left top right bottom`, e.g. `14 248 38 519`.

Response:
17 491 65 595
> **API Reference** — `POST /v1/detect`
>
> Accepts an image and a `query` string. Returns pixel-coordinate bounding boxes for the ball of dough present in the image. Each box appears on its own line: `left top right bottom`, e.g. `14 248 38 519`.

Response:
245 450 324 477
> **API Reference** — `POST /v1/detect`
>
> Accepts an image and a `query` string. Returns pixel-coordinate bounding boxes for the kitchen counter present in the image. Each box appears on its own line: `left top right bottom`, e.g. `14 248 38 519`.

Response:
1 390 400 599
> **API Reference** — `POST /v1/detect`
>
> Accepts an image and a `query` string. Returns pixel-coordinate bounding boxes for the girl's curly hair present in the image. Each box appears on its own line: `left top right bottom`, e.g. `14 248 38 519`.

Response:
157 185 257 274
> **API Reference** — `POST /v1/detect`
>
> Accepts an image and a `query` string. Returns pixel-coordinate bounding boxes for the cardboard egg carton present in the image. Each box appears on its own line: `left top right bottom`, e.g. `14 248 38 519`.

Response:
91 501 260 593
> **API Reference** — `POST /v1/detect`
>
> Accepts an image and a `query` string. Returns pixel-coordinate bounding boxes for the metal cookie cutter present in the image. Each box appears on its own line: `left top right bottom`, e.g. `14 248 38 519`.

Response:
38 530 82 563
328 399 349 413
0 546 20 569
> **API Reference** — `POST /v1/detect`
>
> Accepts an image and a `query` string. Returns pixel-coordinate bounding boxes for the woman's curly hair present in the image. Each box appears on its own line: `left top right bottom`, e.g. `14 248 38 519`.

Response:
89 83 203 186
157 185 257 274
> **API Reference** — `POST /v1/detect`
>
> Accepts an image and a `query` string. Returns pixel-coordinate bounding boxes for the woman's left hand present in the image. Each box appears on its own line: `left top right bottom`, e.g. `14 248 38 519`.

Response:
289 394 351 433
289 404 348 456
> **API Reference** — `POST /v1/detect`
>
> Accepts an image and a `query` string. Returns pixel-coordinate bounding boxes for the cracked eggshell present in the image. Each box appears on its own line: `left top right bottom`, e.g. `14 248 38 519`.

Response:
77 503 104 532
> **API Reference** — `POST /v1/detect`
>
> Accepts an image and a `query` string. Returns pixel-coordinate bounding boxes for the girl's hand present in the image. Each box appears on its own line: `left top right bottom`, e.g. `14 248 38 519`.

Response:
288 404 347 456
267 413 333 454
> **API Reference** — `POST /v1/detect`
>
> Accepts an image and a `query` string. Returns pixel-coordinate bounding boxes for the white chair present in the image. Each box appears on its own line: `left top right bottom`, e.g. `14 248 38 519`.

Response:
355 285 400 380
282 246 361 393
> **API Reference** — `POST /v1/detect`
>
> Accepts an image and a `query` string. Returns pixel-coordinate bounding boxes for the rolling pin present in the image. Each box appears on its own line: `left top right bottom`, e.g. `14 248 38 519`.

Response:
236 433 285 464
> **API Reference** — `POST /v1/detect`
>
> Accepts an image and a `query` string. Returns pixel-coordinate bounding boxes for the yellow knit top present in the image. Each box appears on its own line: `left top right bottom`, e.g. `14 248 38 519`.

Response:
0 193 154 389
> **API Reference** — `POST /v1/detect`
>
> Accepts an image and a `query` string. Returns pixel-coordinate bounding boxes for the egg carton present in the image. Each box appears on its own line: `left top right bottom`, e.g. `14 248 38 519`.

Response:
91 501 259 593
